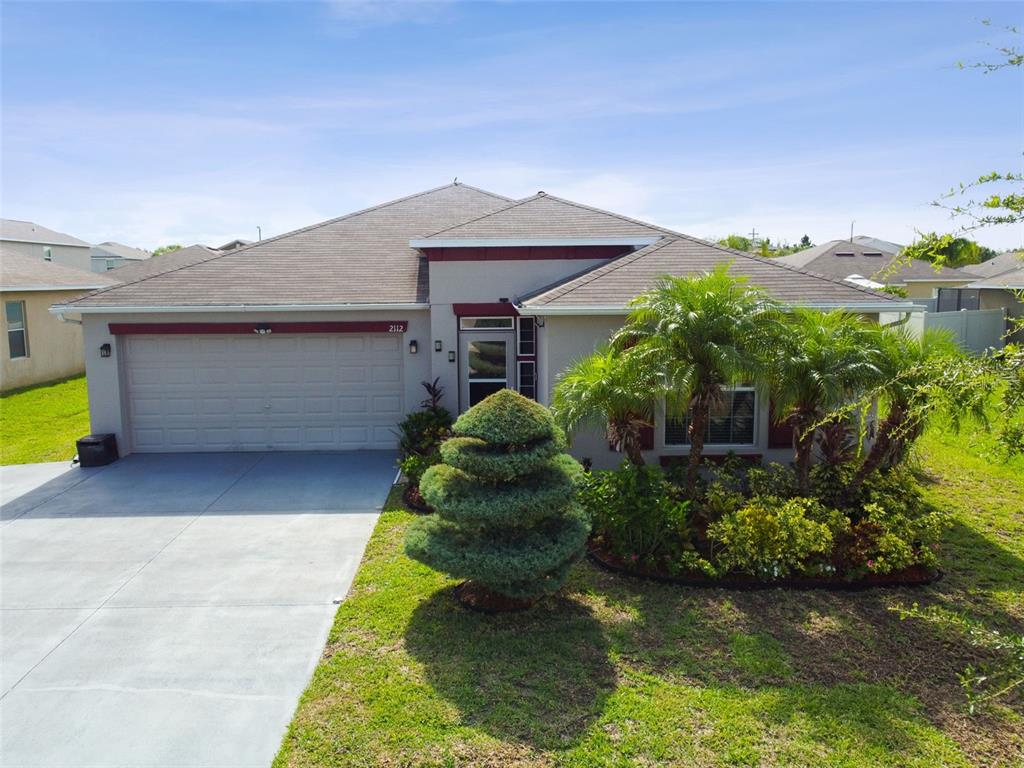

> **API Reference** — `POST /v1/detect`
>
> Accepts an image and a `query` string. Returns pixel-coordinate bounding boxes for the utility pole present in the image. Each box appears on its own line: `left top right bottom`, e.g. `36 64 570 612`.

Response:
749 227 758 245
849 221 855 243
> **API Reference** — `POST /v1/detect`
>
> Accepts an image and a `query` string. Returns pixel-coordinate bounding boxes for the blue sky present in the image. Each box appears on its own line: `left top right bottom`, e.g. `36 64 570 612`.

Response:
2 1 1022 251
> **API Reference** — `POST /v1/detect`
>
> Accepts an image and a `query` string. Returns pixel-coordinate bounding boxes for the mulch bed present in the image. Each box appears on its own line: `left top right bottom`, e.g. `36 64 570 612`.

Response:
402 484 433 514
587 542 940 591
453 581 537 614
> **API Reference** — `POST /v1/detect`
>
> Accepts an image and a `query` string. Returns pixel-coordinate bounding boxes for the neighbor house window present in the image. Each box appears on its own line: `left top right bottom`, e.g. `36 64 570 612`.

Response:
6 301 29 359
664 387 756 446
936 287 980 312
43 247 52 261
460 317 514 330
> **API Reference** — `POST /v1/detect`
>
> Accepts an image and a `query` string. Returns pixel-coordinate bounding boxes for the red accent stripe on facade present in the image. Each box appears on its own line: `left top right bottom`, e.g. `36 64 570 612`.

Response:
452 303 519 317
108 321 408 335
767 400 795 449
423 245 631 262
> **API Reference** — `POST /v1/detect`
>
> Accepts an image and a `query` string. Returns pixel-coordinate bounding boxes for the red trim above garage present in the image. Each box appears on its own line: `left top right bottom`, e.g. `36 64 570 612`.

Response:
452 303 519 317
108 321 408 335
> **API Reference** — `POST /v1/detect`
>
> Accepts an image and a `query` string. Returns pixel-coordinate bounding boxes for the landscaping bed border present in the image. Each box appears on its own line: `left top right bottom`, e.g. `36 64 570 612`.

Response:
587 542 941 591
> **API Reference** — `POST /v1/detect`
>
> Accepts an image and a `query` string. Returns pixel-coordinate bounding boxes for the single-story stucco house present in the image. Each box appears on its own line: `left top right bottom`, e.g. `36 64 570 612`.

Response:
53 184 917 468
2 251 116 392
90 241 152 273
775 239 976 300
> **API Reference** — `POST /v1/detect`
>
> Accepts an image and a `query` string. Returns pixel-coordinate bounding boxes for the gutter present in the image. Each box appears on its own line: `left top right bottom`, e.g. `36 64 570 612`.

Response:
516 301 922 316
55 312 82 326
7 285 110 292
49 302 431 315
409 236 661 249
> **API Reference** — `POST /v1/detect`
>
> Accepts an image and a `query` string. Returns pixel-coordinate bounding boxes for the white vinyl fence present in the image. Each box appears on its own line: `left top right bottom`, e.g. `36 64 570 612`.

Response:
905 308 1007 353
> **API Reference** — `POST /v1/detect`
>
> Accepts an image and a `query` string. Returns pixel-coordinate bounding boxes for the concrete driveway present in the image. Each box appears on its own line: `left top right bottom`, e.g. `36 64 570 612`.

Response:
0 451 396 768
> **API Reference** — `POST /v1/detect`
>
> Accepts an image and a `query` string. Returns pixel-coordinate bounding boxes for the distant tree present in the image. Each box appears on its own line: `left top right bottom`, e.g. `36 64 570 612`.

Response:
152 244 183 257
759 239 771 257
800 234 812 248
901 232 998 269
718 235 751 252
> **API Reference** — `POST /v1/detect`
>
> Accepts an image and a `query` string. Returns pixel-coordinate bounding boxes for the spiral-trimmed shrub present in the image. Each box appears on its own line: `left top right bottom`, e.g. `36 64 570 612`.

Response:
404 389 588 604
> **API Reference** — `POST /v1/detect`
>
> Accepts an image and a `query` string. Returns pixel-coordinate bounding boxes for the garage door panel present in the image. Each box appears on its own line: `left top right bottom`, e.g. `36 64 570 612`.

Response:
124 333 403 452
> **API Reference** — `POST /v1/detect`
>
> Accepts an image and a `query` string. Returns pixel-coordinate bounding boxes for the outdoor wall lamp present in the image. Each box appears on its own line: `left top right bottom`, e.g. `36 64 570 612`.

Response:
448 351 456 363
99 343 112 358
409 340 418 354
434 340 443 352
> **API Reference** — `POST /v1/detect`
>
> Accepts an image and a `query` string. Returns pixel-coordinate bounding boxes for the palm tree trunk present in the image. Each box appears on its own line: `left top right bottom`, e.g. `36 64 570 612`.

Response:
793 416 815 495
857 404 906 481
686 404 709 495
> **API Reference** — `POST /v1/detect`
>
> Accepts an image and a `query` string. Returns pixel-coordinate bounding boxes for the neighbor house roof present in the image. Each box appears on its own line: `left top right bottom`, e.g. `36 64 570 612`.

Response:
775 240 973 284
105 245 222 283
967 251 1023 279
1 250 117 292
968 266 1024 290
91 241 151 261
218 238 254 251
0 219 90 248
63 184 514 309
851 235 903 255
414 192 664 245
519 237 908 312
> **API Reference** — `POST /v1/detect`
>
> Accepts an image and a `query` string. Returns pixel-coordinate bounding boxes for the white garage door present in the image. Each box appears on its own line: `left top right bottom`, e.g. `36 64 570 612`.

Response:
123 334 403 452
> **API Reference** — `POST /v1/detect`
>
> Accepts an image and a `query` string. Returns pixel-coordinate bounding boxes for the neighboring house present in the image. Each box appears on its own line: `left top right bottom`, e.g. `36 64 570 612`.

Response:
90 241 151 273
104 244 221 283
1 251 115 392
851 235 903 255
0 219 92 273
775 239 976 299
218 239 253 251
966 255 1024 339
55 184 916 467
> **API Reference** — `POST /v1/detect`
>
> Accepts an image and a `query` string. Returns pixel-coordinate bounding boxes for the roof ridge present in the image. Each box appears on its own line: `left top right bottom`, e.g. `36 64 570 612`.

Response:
65 183 512 306
421 193 544 238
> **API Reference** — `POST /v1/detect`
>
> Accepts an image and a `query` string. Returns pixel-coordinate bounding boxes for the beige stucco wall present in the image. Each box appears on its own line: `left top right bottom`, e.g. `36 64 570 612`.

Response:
1 290 88 391
81 309 431 455
1 240 92 273
902 280 971 299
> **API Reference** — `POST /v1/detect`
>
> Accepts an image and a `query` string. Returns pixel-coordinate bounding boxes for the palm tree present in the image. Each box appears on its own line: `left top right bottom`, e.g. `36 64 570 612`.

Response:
619 265 782 494
856 327 962 479
771 310 881 494
552 345 660 466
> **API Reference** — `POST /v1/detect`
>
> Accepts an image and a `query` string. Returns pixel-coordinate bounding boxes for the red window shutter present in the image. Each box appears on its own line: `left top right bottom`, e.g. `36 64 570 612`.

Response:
767 400 795 449
639 425 655 450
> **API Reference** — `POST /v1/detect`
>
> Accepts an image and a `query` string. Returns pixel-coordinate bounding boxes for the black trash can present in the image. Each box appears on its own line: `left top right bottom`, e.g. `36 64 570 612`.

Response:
76 434 119 467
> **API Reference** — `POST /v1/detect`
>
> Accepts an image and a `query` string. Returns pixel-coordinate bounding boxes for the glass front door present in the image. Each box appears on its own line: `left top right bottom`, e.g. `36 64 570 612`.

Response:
459 331 514 410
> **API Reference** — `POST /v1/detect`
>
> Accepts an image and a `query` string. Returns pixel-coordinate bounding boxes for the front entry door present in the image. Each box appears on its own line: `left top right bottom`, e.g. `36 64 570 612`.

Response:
459 331 515 411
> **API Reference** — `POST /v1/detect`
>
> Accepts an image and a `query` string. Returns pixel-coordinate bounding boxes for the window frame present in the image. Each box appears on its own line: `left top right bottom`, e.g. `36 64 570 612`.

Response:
5 300 29 360
660 386 758 450
517 359 537 400
459 316 514 331
43 247 53 262
517 316 536 356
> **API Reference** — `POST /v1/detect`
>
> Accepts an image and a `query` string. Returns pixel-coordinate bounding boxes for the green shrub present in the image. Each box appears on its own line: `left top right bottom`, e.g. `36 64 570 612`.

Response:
396 408 452 459
581 462 694 571
405 390 588 601
747 462 798 499
708 496 849 579
838 499 949 575
399 452 441 487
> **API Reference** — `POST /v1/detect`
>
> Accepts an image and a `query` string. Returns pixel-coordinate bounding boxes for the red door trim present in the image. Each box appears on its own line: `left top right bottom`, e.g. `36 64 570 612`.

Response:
108 321 408 335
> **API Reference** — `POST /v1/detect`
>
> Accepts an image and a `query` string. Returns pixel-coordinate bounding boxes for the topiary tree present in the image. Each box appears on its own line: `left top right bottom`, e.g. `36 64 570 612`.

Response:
404 389 588 610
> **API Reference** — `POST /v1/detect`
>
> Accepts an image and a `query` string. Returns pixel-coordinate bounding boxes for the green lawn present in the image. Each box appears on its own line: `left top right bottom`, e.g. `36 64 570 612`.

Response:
276 426 1024 767
0 375 89 464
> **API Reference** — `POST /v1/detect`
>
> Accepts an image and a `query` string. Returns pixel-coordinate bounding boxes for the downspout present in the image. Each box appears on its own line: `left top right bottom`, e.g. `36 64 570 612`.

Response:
56 312 82 326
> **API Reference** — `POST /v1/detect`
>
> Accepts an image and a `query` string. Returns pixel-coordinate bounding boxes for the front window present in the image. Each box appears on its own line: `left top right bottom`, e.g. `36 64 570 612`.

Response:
467 339 509 406
664 387 756 446
6 301 29 359
43 247 52 261
517 360 537 400
517 317 536 356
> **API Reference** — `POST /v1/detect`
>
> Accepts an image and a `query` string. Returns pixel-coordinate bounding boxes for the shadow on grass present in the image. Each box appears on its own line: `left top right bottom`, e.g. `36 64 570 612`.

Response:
404 586 616 751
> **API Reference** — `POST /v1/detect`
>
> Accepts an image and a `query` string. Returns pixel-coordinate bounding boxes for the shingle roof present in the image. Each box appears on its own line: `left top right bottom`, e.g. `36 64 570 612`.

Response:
968 266 1024 290
0 219 90 248
520 237 907 309
967 251 1023 279
774 240 973 284
851 235 903 255
105 245 221 283
420 192 665 241
91 242 151 261
0 250 117 291
65 184 514 308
